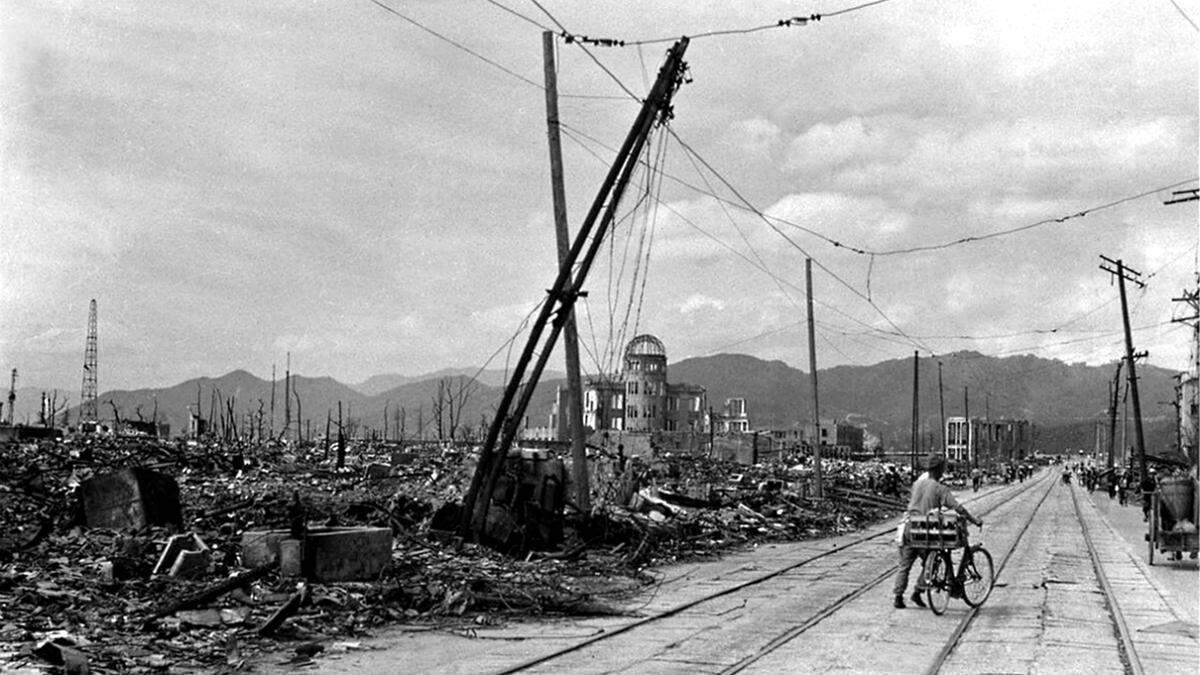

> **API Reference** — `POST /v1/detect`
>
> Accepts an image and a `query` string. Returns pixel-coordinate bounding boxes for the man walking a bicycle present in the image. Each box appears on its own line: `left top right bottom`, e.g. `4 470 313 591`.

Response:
892 453 983 609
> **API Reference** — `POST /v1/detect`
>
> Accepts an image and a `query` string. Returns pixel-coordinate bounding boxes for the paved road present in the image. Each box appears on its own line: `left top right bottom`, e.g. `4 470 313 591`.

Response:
253 471 1198 673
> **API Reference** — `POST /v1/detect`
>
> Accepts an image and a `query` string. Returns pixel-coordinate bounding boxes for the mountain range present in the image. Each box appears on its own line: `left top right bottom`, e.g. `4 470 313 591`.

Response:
6 352 1183 452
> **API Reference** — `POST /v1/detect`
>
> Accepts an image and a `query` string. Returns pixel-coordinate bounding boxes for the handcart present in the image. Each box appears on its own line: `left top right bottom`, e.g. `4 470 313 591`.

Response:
1147 476 1199 565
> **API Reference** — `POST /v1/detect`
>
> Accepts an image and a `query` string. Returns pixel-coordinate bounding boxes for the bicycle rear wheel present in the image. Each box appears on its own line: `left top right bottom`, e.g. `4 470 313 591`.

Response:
924 552 951 615
961 546 995 607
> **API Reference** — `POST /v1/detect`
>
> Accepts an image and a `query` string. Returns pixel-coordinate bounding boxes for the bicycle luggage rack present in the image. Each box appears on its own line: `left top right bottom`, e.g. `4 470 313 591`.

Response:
906 511 964 549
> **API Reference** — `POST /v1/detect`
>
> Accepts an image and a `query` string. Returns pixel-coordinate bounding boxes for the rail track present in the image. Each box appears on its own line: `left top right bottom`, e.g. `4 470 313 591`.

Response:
1066 483 1143 675
499 471 1056 674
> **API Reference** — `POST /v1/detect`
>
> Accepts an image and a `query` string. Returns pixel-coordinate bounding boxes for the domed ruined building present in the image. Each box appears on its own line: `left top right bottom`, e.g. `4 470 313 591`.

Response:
576 334 707 435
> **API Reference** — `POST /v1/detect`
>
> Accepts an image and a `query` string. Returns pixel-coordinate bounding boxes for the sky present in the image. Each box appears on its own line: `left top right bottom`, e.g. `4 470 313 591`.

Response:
1 0 1197 394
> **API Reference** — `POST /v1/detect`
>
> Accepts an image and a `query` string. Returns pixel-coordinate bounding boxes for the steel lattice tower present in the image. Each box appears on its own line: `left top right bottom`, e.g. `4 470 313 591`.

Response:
80 299 98 423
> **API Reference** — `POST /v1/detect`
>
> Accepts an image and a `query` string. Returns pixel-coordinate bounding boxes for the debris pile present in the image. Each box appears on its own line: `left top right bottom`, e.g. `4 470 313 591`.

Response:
0 437 906 671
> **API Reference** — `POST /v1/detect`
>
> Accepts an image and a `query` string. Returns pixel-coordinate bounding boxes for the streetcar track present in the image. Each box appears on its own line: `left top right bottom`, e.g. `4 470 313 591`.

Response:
1068 482 1144 675
499 472 1051 674
923 471 1059 674
722 472 1056 675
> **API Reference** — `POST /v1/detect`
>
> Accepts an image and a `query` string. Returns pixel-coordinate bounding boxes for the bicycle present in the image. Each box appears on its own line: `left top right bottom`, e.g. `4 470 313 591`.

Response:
921 524 994 615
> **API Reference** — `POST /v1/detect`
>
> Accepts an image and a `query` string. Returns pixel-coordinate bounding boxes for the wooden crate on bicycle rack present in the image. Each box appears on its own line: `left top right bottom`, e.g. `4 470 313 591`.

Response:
905 512 964 549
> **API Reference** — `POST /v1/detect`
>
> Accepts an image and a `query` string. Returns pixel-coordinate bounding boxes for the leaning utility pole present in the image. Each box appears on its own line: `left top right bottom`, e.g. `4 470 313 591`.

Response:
1100 256 1147 480
543 30 590 513
910 351 920 476
937 360 946 455
805 258 823 498
1107 359 1122 471
461 38 691 537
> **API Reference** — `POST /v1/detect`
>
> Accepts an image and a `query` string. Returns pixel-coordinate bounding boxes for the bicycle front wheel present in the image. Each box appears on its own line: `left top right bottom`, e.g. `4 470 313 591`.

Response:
961 546 995 607
925 552 952 615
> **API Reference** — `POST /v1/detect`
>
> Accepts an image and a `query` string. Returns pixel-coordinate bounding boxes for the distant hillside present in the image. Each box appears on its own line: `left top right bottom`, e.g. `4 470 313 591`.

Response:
352 368 563 396
44 351 1183 454
666 351 1179 452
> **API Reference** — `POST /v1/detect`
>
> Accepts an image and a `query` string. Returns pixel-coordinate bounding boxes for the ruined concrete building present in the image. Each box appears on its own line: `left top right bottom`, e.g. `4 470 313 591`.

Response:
573 335 707 434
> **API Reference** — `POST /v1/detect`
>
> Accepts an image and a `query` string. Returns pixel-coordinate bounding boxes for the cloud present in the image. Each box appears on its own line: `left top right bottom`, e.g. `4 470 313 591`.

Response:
678 294 725 314
725 117 781 156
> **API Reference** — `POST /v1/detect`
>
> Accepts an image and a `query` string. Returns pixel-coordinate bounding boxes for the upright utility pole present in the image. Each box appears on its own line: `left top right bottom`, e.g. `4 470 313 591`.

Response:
80 299 99 423
964 386 971 470
985 393 991 468
461 39 691 537
1100 256 1147 479
270 364 277 438
1107 359 1122 470
543 31 590 513
805 258 823 498
910 351 920 476
1170 285 1199 470
937 360 946 455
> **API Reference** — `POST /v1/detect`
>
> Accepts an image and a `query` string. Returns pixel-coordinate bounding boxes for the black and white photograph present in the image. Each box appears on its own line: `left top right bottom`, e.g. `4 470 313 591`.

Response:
1 1 1197 672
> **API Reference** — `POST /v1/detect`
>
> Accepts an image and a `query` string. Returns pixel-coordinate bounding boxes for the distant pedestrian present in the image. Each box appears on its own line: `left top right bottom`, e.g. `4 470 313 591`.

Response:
1106 471 1117 500
1140 470 1157 522
971 467 982 492
892 454 983 609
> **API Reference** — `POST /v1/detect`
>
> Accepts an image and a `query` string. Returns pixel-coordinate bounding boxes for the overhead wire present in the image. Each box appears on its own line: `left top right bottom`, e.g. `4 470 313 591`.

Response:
561 120 1199 260
367 0 627 100
559 123 935 354
540 0 899 48
1165 0 1200 31
870 177 1199 256
666 126 935 355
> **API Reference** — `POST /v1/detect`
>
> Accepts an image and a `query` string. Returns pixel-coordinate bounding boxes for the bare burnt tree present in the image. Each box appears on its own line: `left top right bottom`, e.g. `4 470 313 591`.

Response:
431 381 447 441
46 391 69 429
292 385 302 444
256 399 266 442
446 376 477 441
324 409 332 460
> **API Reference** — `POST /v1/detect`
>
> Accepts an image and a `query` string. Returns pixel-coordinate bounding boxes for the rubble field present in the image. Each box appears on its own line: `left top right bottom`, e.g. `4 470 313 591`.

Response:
0 438 914 673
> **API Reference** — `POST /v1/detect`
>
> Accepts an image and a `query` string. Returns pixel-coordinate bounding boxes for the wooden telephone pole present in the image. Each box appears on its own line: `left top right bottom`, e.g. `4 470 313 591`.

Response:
937 360 946 455
805 258 823 498
1107 359 1122 471
910 351 919 477
461 38 691 538
1100 256 1147 480
543 31 589 513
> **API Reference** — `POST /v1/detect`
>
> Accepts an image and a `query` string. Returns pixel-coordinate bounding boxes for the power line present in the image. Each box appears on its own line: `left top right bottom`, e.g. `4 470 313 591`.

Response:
1164 0 1200 31
481 0 553 32
870 177 1199 256
367 0 627 100
560 123 936 354
666 127 935 355
542 0 900 48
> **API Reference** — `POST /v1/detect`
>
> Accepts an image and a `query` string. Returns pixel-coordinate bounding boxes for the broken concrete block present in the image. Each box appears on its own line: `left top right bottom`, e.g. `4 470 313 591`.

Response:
153 533 208 576
240 527 391 582
80 468 181 530
169 549 209 579
390 451 418 466
278 538 303 577
364 463 392 480
304 527 391 582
